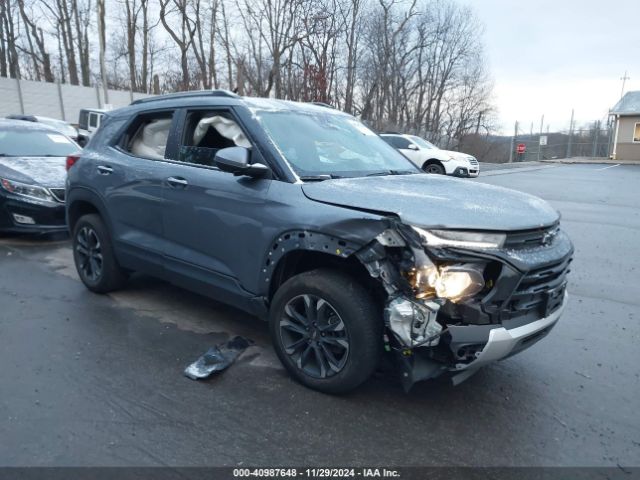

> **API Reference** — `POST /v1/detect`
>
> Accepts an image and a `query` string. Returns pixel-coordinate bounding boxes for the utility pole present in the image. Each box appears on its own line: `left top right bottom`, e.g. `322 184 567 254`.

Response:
567 109 574 159
97 0 109 106
537 114 544 161
620 71 630 99
509 120 518 163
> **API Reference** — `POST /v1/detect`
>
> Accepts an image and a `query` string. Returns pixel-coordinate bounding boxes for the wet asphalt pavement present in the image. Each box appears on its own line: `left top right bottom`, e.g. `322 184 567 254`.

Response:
0 163 638 467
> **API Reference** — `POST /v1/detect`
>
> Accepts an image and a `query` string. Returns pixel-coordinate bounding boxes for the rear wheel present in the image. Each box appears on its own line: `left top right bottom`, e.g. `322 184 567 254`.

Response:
423 161 445 175
72 214 127 293
269 269 382 394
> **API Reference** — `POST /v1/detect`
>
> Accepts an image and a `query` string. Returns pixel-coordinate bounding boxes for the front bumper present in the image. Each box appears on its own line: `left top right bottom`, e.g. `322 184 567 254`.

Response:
448 163 480 178
0 196 67 233
448 292 567 384
385 225 572 390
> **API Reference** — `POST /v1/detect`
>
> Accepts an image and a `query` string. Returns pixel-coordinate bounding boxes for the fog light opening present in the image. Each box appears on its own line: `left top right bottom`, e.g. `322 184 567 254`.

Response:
12 213 36 225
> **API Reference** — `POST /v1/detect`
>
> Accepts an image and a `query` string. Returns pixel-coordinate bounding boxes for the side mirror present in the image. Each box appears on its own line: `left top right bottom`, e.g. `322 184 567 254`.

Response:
214 146 271 178
407 144 419 151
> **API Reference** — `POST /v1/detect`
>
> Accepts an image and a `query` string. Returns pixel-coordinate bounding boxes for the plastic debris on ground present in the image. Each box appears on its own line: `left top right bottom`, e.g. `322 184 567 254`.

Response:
184 336 255 380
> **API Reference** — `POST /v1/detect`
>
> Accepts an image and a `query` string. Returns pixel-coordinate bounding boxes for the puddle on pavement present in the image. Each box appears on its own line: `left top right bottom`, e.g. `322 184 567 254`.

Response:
37 242 282 370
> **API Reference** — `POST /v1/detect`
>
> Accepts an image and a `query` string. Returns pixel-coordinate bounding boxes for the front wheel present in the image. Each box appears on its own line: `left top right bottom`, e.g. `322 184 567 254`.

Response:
423 162 446 175
269 269 382 394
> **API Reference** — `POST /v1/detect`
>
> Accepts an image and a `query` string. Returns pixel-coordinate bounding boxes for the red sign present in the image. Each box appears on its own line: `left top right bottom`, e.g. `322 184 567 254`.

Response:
516 143 526 154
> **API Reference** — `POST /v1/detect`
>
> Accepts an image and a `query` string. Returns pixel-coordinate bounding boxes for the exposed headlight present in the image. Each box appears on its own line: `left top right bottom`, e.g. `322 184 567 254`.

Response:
433 265 484 301
0 178 55 203
413 227 506 249
409 262 485 302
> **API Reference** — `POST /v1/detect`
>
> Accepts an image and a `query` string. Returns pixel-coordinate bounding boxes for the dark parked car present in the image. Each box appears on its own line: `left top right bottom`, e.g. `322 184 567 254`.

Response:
0 119 78 233
66 91 573 393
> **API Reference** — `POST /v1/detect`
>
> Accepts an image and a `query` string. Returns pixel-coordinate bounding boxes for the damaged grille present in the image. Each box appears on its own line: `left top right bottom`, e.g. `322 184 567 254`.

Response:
507 256 572 317
49 188 65 203
504 224 559 249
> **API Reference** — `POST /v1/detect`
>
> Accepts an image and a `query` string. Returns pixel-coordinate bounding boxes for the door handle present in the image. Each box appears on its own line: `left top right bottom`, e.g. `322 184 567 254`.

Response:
97 165 113 175
167 176 188 188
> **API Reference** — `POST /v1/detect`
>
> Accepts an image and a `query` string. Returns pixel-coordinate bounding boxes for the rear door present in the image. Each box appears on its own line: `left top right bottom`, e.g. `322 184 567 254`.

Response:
96 109 179 275
160 107 272 302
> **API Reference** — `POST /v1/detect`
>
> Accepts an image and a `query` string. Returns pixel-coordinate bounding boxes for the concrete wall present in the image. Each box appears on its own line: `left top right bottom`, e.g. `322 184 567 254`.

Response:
0 77 151 125
615 115 640 161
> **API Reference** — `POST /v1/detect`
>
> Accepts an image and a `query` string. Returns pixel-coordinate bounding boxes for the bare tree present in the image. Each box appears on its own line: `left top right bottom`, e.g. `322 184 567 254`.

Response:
0 0 495 149
1 0 22 78
160 0 197 89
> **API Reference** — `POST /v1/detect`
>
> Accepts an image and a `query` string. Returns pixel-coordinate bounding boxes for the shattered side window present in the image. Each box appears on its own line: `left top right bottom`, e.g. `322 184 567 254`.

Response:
125 111 174 160
178 110 251 167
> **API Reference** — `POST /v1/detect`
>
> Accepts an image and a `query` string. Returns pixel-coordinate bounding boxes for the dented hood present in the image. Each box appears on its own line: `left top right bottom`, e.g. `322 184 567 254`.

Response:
302 174 559 231
0 156 67 187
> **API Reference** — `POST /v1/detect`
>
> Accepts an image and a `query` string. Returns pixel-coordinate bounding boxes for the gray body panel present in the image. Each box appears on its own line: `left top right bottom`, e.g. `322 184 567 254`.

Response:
302 174 560 231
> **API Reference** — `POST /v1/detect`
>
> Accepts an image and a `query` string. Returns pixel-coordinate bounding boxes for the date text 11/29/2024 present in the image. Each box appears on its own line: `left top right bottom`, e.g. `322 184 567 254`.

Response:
233 468 400 478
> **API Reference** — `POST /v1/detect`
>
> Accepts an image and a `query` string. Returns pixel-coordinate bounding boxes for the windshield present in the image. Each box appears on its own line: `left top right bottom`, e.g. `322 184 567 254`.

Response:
0 128 79 157
255 110 419 178
37 117 78 138
410 136 437 150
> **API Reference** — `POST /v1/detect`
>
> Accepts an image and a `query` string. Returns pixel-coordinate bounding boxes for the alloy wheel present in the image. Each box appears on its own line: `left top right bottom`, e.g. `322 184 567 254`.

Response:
279 294 350 379
75 226 103 281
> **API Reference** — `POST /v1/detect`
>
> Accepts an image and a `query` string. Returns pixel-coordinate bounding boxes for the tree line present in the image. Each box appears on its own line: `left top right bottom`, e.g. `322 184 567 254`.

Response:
0 0 495 144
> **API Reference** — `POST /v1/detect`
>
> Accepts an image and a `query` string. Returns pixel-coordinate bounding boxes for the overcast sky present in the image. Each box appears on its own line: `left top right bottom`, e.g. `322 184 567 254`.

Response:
466 0 638 134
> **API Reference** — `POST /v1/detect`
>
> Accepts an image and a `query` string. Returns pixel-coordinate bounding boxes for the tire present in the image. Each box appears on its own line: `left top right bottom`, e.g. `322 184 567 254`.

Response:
72 213 127 293
269 268 382 394
423 161 446 175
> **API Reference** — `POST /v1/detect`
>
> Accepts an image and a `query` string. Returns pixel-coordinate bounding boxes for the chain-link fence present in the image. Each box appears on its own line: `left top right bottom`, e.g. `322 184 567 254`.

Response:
457 118 614 163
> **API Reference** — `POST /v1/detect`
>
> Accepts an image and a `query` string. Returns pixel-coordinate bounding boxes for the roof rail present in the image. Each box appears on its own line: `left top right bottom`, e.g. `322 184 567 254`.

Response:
130 89 240 106
310 101 334 109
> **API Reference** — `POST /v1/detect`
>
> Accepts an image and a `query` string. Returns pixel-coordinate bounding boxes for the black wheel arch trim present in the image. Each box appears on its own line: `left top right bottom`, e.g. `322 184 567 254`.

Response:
260 229 367 297
66 187 114 235
423 159 445 168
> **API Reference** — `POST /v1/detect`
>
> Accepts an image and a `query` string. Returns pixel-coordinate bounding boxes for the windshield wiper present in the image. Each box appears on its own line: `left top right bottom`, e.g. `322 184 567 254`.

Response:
299 174 343 182
366 169 418 177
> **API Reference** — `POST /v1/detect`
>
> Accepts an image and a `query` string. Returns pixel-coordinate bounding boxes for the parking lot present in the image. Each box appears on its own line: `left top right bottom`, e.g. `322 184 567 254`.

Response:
0 163 638 467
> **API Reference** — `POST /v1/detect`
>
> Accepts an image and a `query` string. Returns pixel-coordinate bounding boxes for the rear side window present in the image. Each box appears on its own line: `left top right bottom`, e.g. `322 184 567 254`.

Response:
383 136 411 149
178 109 251 166
119 111 174 160
89 113 98 128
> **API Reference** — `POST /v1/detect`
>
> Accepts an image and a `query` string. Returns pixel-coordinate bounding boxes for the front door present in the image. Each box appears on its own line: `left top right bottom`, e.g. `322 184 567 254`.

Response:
161 107 272 304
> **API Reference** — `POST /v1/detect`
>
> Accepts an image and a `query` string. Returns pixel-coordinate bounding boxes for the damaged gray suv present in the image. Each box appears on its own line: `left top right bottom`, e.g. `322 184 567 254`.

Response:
66 91 573 393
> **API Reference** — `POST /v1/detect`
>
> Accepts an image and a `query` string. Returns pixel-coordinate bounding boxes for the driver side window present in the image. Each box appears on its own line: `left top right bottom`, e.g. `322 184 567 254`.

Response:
178 110 251 166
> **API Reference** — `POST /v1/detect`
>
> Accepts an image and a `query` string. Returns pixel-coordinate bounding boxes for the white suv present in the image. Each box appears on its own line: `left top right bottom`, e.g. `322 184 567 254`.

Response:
380 134 479 177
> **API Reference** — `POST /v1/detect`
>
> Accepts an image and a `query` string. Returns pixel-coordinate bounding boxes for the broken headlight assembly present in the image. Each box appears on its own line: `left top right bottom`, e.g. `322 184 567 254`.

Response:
0 178 56 204
412 226 506 250
385 297 442 347
406 261 485 303
386 261 486 348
